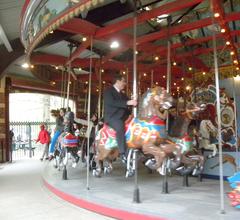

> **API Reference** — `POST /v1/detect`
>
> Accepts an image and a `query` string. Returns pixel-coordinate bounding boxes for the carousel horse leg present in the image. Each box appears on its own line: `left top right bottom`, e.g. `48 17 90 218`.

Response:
93 156 103 177
189 155 204 178
163 143 182 169
206 143 217 158
71 148 80 168
104 159 113 175
126 149 135 178
142 143 166 174
93 146 113 177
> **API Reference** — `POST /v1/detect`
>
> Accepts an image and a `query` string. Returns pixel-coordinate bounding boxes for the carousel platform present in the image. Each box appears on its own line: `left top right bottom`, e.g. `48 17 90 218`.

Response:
43 161 239 220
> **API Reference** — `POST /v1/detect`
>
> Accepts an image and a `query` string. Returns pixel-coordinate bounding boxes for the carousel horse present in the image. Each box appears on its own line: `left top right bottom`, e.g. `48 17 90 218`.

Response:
54 132 79 171
199 119 218 158
167 103 206 176
94 87 182 177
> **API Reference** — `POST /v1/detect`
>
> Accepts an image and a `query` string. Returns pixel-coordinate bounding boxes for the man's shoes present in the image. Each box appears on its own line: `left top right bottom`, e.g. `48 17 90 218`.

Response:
120 154 127 164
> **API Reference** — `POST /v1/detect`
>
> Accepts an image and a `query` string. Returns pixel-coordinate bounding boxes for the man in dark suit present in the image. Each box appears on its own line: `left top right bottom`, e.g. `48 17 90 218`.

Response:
103 73 137 163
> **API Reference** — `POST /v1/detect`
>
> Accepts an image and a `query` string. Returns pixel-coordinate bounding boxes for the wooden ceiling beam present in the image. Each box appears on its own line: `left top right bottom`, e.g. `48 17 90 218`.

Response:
95 0 204 38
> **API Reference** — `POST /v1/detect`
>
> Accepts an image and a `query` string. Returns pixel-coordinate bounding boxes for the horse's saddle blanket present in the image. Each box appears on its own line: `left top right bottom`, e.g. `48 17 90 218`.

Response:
62 133 78 148
96 116 166 149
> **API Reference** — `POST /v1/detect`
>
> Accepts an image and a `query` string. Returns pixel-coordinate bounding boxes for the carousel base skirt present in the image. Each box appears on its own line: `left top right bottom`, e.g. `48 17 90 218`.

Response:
43 162 239 220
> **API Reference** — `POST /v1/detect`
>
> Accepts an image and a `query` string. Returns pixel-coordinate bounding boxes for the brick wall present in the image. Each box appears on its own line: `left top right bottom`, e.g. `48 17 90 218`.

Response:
0 77 10 162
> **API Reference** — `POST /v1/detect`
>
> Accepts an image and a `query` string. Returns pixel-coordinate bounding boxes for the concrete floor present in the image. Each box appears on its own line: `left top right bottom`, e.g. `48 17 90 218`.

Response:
43 159 240 220
0 158 112 220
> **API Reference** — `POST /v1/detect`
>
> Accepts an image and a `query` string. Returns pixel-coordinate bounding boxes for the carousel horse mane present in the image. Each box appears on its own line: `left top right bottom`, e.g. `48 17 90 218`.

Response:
138 86 173 118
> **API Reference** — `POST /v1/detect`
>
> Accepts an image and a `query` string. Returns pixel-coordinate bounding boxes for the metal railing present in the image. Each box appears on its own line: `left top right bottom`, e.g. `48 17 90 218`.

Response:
9 121 55 161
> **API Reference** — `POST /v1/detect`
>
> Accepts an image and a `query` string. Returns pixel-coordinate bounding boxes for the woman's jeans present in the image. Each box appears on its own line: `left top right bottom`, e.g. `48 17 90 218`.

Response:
49 130 61 154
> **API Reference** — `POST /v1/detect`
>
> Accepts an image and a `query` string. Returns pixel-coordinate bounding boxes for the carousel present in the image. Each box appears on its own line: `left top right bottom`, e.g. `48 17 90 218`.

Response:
20 0 240 219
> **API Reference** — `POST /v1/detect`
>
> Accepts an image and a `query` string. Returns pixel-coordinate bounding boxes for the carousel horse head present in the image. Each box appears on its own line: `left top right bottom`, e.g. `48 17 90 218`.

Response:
201 119 217 137
184 102 206 120
139 87 173 117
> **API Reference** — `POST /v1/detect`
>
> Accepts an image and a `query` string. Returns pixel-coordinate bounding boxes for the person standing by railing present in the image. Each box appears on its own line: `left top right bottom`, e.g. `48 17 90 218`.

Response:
36 124 50 161
48 108 66 160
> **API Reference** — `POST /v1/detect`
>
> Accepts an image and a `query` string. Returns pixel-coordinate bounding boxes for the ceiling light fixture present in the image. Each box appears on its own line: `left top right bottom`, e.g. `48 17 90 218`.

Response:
188 67 192 71
156 14 169 23
173 62 177 66
110 41 119 49
21 63 29 69
82 37 87 42
203 72 206 75
155 56 159 61
230 51 235 56
234 75 240 81
226 41 231 45
214 13 220 18
220 28 226 33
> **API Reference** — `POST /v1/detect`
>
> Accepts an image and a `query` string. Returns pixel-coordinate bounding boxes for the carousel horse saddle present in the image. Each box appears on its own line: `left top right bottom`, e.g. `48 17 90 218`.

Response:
61 133 78 148
95 121 132 150
96 116 166 149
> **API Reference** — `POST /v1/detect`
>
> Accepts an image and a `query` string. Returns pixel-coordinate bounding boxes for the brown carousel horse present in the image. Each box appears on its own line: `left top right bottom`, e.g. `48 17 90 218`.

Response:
167 102 206 175
93 87 182 177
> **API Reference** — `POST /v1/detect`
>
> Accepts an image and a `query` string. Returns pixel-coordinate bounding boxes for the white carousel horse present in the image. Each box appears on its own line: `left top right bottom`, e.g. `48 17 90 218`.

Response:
199 119 218 158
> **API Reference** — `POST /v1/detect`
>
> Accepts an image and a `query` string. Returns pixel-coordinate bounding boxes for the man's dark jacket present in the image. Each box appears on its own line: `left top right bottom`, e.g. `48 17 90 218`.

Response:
103 86 130 123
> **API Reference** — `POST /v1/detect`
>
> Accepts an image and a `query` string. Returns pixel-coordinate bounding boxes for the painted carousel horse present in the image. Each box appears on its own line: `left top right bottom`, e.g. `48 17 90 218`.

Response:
199 119 218 158
167 103 206 176
54 132 79 172
94 87 182 177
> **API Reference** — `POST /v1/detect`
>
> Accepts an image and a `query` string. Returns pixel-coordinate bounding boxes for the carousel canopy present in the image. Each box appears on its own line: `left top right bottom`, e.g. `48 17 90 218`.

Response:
1 0 240 93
